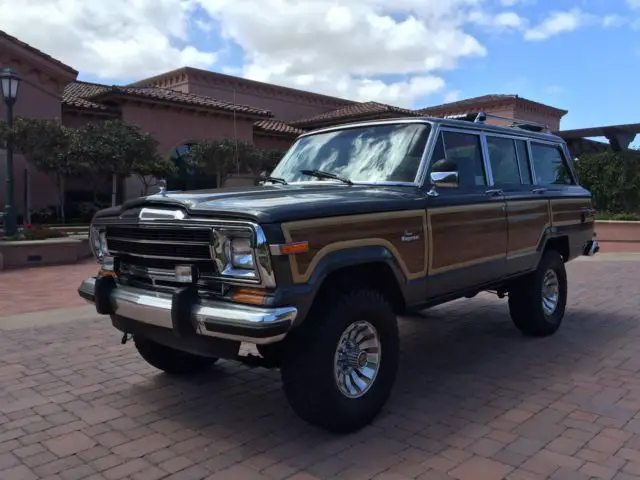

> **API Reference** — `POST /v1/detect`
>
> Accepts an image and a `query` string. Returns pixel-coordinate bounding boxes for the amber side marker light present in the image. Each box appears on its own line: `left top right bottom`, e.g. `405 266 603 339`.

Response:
271 241 309 255
231 288 270 305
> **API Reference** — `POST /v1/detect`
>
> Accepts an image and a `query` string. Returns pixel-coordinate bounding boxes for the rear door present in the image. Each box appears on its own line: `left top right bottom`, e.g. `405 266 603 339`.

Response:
483 134 551 275
424 127 508 297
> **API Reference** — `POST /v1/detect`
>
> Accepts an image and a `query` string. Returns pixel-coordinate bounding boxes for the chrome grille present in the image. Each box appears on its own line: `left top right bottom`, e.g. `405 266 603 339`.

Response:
105 225 213 261
105 225 220 290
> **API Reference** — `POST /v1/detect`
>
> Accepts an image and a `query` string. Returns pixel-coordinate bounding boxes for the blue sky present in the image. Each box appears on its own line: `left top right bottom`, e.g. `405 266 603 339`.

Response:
7 0 635 135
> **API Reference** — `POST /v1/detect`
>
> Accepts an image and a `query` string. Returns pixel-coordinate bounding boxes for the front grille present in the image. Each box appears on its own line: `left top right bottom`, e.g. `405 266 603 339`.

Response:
105 224 219 289
106 225 213 261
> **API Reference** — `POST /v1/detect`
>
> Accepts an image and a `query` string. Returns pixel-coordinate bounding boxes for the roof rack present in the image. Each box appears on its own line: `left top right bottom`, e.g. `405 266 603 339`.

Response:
442 111 549 133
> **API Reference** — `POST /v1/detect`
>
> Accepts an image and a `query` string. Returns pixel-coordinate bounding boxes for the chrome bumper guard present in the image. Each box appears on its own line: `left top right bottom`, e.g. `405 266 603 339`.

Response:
78 277 296 345
583 239 600 257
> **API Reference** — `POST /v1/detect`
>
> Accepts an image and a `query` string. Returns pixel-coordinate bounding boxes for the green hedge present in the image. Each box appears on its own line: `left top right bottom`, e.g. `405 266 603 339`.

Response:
575 149 640 218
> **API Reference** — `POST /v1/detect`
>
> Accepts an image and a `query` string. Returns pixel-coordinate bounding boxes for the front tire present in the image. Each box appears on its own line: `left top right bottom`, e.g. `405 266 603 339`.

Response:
134 336 217 375
281 289 399 434
508 250 567 337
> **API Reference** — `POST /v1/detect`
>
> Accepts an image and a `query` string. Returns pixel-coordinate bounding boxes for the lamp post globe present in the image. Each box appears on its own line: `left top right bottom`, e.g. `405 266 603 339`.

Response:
0 66 20 237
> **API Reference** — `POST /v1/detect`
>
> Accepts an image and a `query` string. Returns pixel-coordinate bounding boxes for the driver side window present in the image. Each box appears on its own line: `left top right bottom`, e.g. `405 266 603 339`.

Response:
429 131 487 188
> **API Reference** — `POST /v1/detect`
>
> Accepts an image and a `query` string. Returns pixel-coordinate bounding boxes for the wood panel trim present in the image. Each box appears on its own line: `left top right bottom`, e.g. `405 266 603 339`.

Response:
505 199 551 259
427 203 506 275
281 210 429 283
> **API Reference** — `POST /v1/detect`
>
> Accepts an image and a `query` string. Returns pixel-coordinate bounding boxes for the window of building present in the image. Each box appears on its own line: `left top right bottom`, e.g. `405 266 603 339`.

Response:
530 143 574 185
486 136 521 185
430 131 486 188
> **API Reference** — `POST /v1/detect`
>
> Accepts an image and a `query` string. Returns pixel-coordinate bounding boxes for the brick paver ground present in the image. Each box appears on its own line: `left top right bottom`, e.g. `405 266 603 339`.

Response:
1 259 640 479
0 261 98 316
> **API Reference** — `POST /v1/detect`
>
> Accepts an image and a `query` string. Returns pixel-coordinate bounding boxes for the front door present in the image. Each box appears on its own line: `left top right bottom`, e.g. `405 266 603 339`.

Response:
424 128 508 298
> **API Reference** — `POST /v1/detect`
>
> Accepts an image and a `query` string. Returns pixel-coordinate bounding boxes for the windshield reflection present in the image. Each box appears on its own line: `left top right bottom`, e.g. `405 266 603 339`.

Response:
270 123 432 184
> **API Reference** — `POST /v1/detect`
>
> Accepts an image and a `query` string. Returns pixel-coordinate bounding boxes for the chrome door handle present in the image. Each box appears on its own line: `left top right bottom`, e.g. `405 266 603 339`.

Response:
484 189 503 197
532 187 547 194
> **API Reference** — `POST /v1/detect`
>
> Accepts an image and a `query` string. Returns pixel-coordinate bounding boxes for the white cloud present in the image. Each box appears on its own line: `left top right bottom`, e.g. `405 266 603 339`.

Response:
197 0 488 107
444 90 462 103
628 0 640 8
0 0 217 79
469 10 526 30
524 8 592 41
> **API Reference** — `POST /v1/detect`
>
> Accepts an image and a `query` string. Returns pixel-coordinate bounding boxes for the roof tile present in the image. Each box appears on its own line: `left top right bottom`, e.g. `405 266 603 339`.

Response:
254 120 305 136
63 81 112 111
291 101 421 127
90 86 273 118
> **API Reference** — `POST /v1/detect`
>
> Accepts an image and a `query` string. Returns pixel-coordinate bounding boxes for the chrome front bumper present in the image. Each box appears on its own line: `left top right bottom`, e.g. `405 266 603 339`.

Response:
78 277 297 345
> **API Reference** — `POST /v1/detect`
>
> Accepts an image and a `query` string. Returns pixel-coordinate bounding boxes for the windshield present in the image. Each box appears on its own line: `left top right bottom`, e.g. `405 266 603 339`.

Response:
270 122 432 183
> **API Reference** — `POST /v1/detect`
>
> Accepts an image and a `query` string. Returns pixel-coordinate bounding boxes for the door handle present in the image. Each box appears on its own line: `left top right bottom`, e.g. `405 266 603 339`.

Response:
532 187 547 194
484 189 503 197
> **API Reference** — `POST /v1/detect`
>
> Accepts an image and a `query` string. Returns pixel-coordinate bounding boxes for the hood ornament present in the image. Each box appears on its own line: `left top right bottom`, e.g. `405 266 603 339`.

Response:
157 179 167 197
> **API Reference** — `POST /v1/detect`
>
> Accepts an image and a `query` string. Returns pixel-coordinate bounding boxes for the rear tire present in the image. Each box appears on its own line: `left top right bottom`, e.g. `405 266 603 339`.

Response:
281 288 399 434
508 250 567 337
134 336 217 375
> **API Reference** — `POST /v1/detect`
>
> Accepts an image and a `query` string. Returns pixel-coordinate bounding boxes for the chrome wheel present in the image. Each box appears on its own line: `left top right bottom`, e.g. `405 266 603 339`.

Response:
541 269 560 316
334 321 381 399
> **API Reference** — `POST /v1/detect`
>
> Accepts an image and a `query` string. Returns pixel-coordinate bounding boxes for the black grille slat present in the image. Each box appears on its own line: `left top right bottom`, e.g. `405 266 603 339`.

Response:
108 239 211 260
105 226 211 244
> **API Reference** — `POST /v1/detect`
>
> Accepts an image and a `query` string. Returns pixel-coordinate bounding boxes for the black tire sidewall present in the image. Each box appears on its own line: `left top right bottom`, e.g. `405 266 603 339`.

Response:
281 290 399 432
535 251 567 328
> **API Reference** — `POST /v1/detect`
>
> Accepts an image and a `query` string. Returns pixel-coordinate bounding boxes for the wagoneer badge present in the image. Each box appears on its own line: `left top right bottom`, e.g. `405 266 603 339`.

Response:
401 231 420 243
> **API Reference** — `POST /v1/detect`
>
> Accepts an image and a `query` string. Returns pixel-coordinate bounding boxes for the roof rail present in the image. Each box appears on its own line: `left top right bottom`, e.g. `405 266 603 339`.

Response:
442 111 549 133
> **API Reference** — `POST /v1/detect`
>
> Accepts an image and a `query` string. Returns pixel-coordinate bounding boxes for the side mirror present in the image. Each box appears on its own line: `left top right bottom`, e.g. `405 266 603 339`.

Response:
430 170 458 188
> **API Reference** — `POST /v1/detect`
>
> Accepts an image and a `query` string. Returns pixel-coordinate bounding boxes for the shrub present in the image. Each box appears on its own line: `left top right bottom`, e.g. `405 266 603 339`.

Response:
575 149 640 216
1 224 68 241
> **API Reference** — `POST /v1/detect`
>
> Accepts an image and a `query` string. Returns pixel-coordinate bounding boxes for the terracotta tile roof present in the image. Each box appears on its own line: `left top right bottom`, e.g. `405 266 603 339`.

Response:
0 30 77 75
254 120 305 136
416 94 517 114
89 86 273 118
291 101 421 127
416 94 568 116
63 81 113 111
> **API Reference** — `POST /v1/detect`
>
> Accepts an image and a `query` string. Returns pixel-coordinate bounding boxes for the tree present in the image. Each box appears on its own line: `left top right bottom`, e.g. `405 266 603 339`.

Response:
187 139 286 187
0 116 80 222
70 120 174 203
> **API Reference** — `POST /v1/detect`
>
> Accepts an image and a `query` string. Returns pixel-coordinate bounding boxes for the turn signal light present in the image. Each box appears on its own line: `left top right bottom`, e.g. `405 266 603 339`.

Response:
231 288 269 305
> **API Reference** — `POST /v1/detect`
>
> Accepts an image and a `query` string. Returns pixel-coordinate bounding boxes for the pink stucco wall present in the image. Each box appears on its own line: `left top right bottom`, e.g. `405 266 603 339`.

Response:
0 52 70 218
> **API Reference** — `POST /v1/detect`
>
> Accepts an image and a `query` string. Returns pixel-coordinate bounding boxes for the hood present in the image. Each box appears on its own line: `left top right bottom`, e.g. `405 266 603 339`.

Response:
94 183 427 224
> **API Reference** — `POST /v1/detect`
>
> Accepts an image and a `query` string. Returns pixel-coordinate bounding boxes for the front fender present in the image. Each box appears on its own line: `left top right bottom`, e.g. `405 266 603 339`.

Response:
274 245 407 325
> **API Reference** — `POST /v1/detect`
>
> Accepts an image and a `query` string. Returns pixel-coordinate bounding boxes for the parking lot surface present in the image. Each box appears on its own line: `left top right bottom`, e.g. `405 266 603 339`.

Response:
1 257 640 479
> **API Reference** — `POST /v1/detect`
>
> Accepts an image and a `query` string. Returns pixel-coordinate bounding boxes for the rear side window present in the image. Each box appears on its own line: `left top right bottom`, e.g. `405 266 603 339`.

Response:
486 136 521 185
530 143 574 185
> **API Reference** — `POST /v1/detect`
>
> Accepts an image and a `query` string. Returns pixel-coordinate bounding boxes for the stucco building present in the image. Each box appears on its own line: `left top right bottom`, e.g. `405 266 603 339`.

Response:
0 29 574 222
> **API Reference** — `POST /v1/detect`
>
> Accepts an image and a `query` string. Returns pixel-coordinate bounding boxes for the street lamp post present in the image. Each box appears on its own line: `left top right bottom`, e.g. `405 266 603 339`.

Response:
0 67 20 237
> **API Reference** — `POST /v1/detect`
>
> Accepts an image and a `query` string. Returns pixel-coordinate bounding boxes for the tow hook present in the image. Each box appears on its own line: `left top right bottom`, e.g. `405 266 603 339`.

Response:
121 333 132 345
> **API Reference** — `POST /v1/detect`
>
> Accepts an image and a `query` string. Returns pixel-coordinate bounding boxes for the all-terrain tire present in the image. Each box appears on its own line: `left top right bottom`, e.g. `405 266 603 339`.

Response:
281 288 399 434
134 336 217 375
508 250 567 337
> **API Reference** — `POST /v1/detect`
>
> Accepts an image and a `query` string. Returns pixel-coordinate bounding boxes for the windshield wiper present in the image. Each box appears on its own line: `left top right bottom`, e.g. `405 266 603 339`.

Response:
260 175 288 185
300 169 353 185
